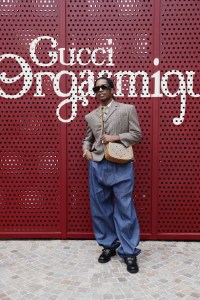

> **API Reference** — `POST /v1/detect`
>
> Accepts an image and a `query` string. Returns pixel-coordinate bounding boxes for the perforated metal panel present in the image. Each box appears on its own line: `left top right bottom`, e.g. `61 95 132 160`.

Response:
65 0 154 236
0 0 199 239
0 0 64 236
158 0 200 238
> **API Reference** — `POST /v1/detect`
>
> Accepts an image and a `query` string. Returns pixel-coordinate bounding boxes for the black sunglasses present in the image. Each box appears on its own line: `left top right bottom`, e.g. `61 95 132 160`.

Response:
93 84 111 93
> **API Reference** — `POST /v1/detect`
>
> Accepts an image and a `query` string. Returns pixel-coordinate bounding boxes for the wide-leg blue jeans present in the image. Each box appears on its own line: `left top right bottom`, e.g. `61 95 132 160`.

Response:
88 159 141 258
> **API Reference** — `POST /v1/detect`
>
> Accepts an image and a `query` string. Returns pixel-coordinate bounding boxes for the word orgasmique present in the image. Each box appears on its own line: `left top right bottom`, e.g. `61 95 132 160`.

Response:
0 36 199 125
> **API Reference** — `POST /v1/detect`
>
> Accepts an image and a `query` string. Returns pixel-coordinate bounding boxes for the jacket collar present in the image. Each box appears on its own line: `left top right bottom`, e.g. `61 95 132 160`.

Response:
95 100 119 121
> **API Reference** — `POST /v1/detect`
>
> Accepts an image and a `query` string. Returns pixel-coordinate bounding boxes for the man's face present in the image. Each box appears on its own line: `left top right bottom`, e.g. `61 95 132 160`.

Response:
94 79 114 103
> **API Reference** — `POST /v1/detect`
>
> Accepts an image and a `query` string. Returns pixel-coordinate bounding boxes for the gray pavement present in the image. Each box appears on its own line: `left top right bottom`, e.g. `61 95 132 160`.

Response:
0 240 199 300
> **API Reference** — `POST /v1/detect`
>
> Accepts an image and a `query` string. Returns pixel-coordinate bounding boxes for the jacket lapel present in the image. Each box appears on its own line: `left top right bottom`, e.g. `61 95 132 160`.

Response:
104 101 119 122
94 100 119 121
95 106 102 118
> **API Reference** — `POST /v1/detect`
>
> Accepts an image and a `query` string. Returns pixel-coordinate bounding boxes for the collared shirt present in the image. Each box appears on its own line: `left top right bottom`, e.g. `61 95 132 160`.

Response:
101 100 113 121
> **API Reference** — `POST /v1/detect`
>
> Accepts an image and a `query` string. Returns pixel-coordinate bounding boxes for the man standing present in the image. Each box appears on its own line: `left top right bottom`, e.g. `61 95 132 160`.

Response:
82 76 142 273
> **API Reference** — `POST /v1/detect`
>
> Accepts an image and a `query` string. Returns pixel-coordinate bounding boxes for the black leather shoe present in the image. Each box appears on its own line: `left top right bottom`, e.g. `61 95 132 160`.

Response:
124 257 139 273
98 249 116 263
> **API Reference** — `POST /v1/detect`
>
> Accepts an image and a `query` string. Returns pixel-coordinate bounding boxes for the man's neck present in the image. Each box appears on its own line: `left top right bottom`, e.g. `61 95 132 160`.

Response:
100 99 113 107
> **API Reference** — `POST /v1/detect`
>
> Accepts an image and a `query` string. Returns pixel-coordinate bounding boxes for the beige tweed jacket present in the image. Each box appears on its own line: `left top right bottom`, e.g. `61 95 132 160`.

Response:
82 100 142 162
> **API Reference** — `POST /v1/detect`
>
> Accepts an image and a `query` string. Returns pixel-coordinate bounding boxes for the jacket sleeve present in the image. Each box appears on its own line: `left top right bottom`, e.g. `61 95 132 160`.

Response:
82 118 95 151
118 105 142 147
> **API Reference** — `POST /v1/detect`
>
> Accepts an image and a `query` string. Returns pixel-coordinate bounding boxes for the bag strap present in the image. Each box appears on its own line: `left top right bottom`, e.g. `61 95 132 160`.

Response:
100 106 105 135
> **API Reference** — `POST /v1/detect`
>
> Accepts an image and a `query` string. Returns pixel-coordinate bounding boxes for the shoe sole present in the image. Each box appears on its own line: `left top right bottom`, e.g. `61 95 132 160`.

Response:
98 258 110 263
127 268 139 274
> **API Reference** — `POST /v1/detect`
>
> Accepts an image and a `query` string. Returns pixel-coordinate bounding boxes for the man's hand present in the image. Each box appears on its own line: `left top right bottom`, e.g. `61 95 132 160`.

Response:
83 150 93 161
100 134 120 144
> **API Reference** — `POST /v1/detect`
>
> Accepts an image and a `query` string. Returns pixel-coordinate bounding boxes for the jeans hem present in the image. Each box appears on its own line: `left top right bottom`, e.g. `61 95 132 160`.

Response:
117 249 141 259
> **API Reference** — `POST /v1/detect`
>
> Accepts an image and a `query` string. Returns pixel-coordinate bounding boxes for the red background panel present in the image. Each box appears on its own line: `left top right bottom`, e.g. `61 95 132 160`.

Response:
0 0 199 239
157 0 200 238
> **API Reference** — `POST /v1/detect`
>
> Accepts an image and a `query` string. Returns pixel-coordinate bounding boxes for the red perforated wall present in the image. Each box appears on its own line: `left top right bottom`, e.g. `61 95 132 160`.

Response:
0 0 199 239
157 0 200 239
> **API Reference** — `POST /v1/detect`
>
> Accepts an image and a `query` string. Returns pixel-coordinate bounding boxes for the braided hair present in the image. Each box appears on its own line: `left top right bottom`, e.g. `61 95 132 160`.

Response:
94 76 115 89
